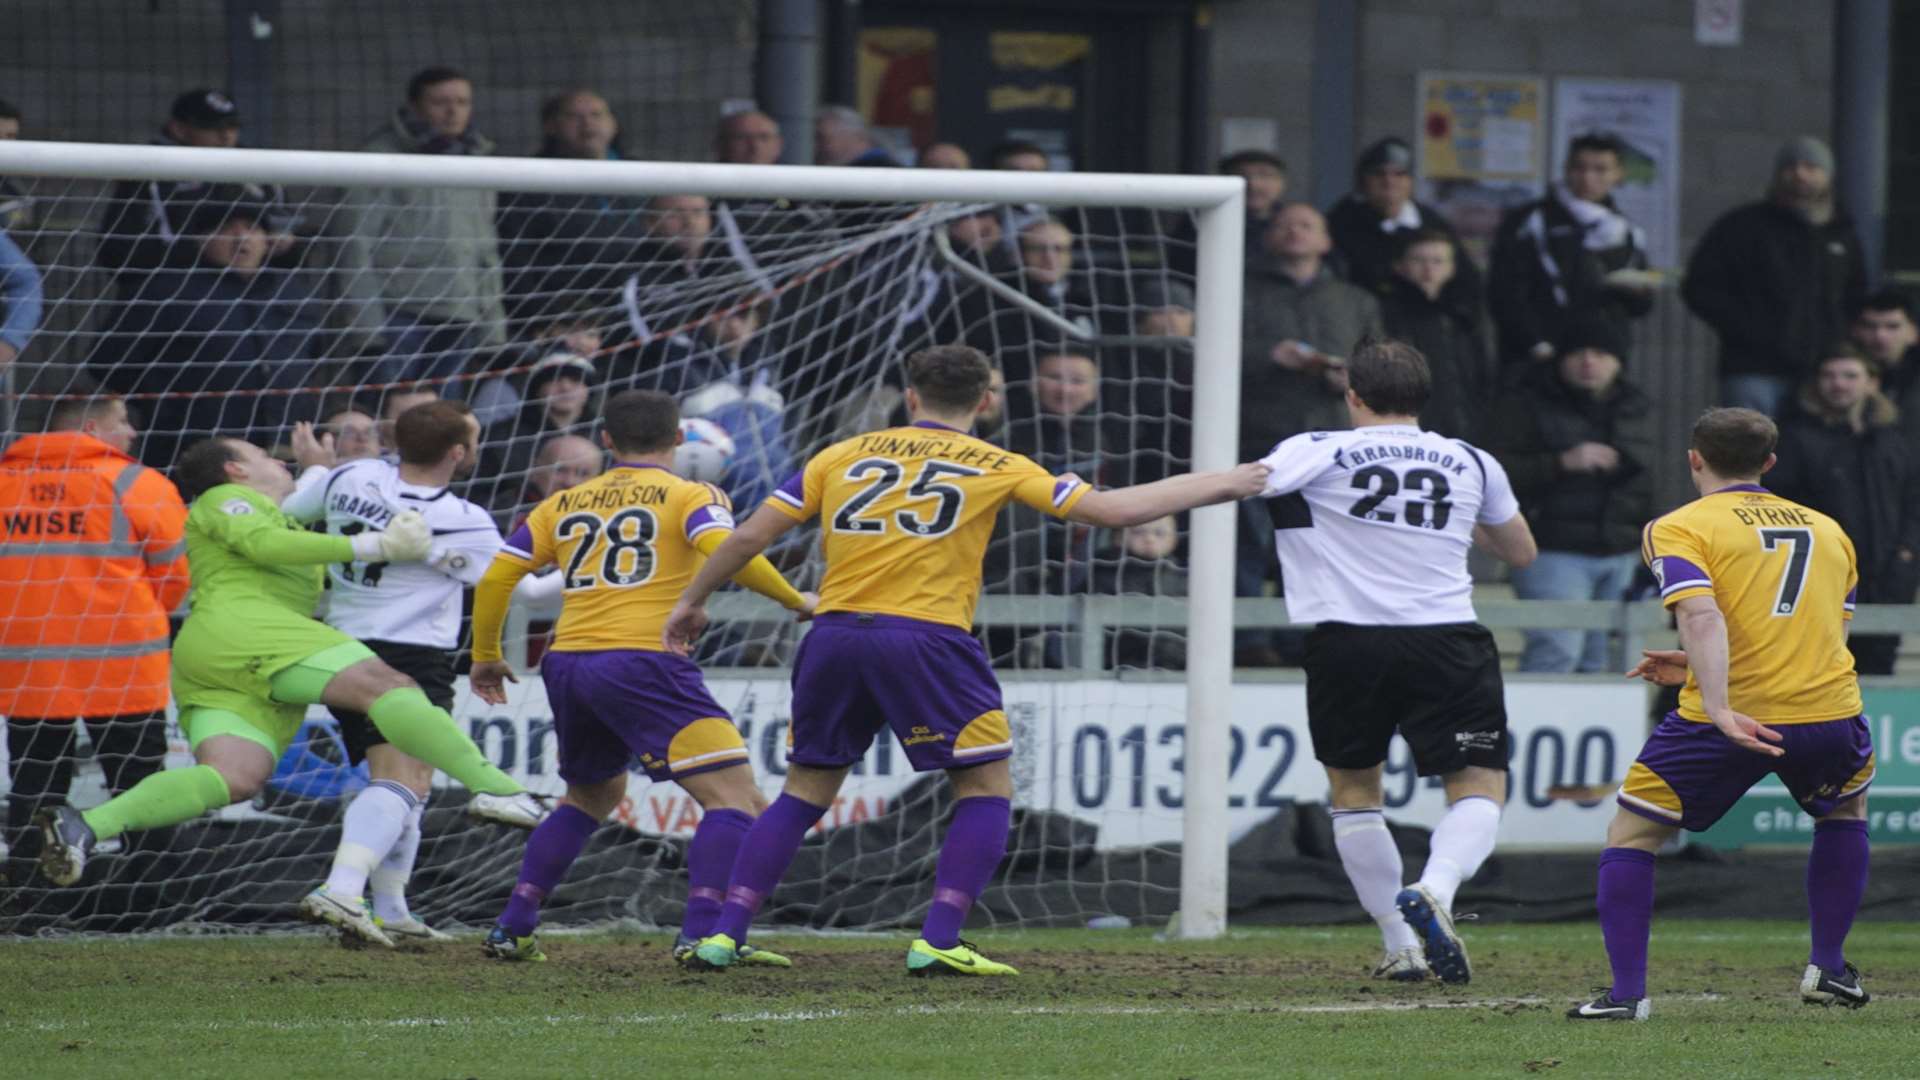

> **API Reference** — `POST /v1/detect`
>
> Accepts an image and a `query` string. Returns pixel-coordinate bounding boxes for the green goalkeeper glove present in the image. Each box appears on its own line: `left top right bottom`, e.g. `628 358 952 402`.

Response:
348 510 432 562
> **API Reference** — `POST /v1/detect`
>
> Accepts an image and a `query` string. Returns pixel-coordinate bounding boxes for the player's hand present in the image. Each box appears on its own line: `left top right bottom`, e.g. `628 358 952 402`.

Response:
1625 649 1689 686
469 660 517 706
1227 461 1273 499
793 591 820 623
291 422 336 471
663 601 709 656
1709 708 1785 758
373 510 433 562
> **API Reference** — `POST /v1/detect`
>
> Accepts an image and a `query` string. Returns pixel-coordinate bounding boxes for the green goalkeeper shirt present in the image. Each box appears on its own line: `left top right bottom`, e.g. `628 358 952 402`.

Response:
184 483 356 619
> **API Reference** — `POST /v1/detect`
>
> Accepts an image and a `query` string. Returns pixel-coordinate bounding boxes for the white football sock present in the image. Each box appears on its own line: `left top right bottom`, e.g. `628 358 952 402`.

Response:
371 799 426 923
1419 795 1502 913
1332 807 1418 953
323 780 416 901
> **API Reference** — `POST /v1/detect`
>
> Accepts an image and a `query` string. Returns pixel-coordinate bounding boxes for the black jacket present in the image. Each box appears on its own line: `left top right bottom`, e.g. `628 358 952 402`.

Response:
1325 195 1485 313
1239 257 1383 459
1768 388 1920 601
95 136 301 291
1487 191 1652 367
1378 277 1496 441
1088 552 1189 670
1681 201 1866 379
1483 365 1656 555
496 149 656 325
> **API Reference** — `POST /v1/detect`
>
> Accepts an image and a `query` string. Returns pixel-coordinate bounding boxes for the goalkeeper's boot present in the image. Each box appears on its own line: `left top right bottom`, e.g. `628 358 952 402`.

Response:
376 913 454 944
1372 946 1430 982
906 938 1019 977
468 791 553 830
1800 962 1870 1008
482 924 546 962
1395 884 1470 985
1567 990 1650 1021
299 888 395 948
675 932 792 969
34 805 96 887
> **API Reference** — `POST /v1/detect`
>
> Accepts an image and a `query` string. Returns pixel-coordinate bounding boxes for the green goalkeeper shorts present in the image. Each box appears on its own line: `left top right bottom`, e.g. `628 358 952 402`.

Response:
172 605 375 756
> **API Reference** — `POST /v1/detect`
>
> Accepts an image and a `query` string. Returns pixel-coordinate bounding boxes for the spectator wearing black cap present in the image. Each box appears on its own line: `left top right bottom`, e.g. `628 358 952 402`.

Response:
1168 149 1289 275
95 89 301 293
1325 136 1484 313
1488 133 1653 371
338 66 508 386
1767 344 1920 675
1482 315 1654 673
1378 227 1494 441
476 351 600 509
93 190 334 467
1683 135 1867 417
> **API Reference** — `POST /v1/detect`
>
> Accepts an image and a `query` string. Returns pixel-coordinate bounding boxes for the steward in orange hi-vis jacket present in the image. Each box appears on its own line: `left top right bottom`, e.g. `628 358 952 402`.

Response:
0 397 188 885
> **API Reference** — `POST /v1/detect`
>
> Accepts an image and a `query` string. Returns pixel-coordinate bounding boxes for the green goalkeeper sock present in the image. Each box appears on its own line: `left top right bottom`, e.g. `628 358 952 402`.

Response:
368 687 524 796
80 765 231 843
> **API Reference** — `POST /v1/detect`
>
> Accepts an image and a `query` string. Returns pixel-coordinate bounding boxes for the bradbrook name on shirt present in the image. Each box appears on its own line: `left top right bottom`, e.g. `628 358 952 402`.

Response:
555 482 670 513
851 434 1014 470
1330 442 1470 476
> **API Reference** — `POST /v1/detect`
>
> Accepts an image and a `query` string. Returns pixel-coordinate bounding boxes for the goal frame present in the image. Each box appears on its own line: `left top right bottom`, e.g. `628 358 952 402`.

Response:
0 140 1246 939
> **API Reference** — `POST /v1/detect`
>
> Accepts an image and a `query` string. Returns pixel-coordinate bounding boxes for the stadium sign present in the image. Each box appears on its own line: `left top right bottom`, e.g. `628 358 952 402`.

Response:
450 676 1645 852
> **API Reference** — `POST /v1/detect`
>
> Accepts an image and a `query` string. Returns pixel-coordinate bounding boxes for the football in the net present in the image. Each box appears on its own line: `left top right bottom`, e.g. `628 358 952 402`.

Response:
674 416 737 482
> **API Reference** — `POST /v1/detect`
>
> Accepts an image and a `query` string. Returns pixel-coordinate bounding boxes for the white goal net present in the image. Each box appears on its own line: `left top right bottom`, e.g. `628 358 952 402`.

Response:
0 143 1242 937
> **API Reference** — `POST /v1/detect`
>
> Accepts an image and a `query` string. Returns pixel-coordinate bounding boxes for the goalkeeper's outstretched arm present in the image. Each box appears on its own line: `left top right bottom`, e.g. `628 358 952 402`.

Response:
212 506 434 568
1065 463 1272 530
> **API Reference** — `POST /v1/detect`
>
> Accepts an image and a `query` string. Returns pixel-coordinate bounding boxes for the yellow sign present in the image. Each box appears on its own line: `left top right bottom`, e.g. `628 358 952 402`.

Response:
1418 73 1545 182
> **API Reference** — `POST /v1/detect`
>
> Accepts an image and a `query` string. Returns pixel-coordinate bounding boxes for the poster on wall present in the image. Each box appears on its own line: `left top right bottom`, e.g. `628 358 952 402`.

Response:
985 31 1088 170
1550 78 1684 270
1415 71 1548 263
858 27 939 161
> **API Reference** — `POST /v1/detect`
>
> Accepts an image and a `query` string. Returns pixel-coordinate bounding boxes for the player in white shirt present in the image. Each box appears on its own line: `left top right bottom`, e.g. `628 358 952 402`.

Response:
1258 337 1537 985
282 400 548 947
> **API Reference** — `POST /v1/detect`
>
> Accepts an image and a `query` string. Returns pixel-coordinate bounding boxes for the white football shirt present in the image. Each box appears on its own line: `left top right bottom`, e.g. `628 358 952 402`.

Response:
283 459 503 647
1259 424 1519 626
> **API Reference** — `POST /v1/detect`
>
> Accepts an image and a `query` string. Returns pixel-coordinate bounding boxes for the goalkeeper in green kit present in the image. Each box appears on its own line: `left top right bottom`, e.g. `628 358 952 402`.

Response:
37 436 540 891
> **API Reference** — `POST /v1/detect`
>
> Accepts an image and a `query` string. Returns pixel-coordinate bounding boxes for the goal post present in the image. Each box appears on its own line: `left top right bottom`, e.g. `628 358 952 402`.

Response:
0 140 1244 938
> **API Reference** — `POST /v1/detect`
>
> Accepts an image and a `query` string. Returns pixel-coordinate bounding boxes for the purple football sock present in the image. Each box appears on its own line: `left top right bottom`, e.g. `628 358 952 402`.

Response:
920 796 1012 949
712 794 827 942
1807 818 1870 970
681 808 754 941
498 803 598 937
1596 846 1656 1001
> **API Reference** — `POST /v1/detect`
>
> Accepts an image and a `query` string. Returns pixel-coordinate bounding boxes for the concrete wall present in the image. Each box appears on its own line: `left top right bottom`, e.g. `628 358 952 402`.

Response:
1354 0 1832 258
1203 0 1834 254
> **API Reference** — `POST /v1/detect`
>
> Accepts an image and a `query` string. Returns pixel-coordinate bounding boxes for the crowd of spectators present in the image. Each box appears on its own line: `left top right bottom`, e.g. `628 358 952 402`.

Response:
0 69 1914 672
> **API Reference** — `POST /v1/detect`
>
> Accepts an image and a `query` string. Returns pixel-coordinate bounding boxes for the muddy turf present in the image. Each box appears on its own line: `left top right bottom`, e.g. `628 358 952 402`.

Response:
1 922 1914 1078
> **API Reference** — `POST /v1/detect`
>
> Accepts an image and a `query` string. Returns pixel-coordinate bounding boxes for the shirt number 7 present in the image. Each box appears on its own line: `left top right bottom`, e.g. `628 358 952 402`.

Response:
1758 527 1812 616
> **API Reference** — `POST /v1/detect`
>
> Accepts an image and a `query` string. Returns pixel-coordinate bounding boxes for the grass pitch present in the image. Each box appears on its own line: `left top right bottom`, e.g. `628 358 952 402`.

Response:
1 921 1914 1079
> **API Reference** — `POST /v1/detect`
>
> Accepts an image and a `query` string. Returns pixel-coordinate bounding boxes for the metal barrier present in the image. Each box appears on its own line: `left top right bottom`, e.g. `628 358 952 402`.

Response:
498 592 1920 673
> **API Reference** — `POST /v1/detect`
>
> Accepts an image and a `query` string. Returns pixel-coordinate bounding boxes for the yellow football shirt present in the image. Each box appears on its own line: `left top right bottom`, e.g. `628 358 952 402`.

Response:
1644 482 1861 724
765 421 1090 630
498 464 735 653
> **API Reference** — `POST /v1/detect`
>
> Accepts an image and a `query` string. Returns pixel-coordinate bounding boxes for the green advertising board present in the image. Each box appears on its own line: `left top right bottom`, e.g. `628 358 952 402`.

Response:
1697 687 1920 848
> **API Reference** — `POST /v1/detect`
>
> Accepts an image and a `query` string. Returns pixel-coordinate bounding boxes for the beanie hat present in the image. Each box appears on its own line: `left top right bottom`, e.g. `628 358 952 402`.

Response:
1775 135 1834 175
1556 314 1629 364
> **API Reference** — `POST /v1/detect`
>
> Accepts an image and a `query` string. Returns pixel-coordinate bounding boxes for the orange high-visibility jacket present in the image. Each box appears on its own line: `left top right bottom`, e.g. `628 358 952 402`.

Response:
0 432 190 718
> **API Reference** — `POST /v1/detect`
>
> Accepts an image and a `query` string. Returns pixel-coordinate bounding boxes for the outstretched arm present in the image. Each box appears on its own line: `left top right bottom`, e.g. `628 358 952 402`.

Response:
664 505 804 654
211 502 430 567
1064 463 1270 530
